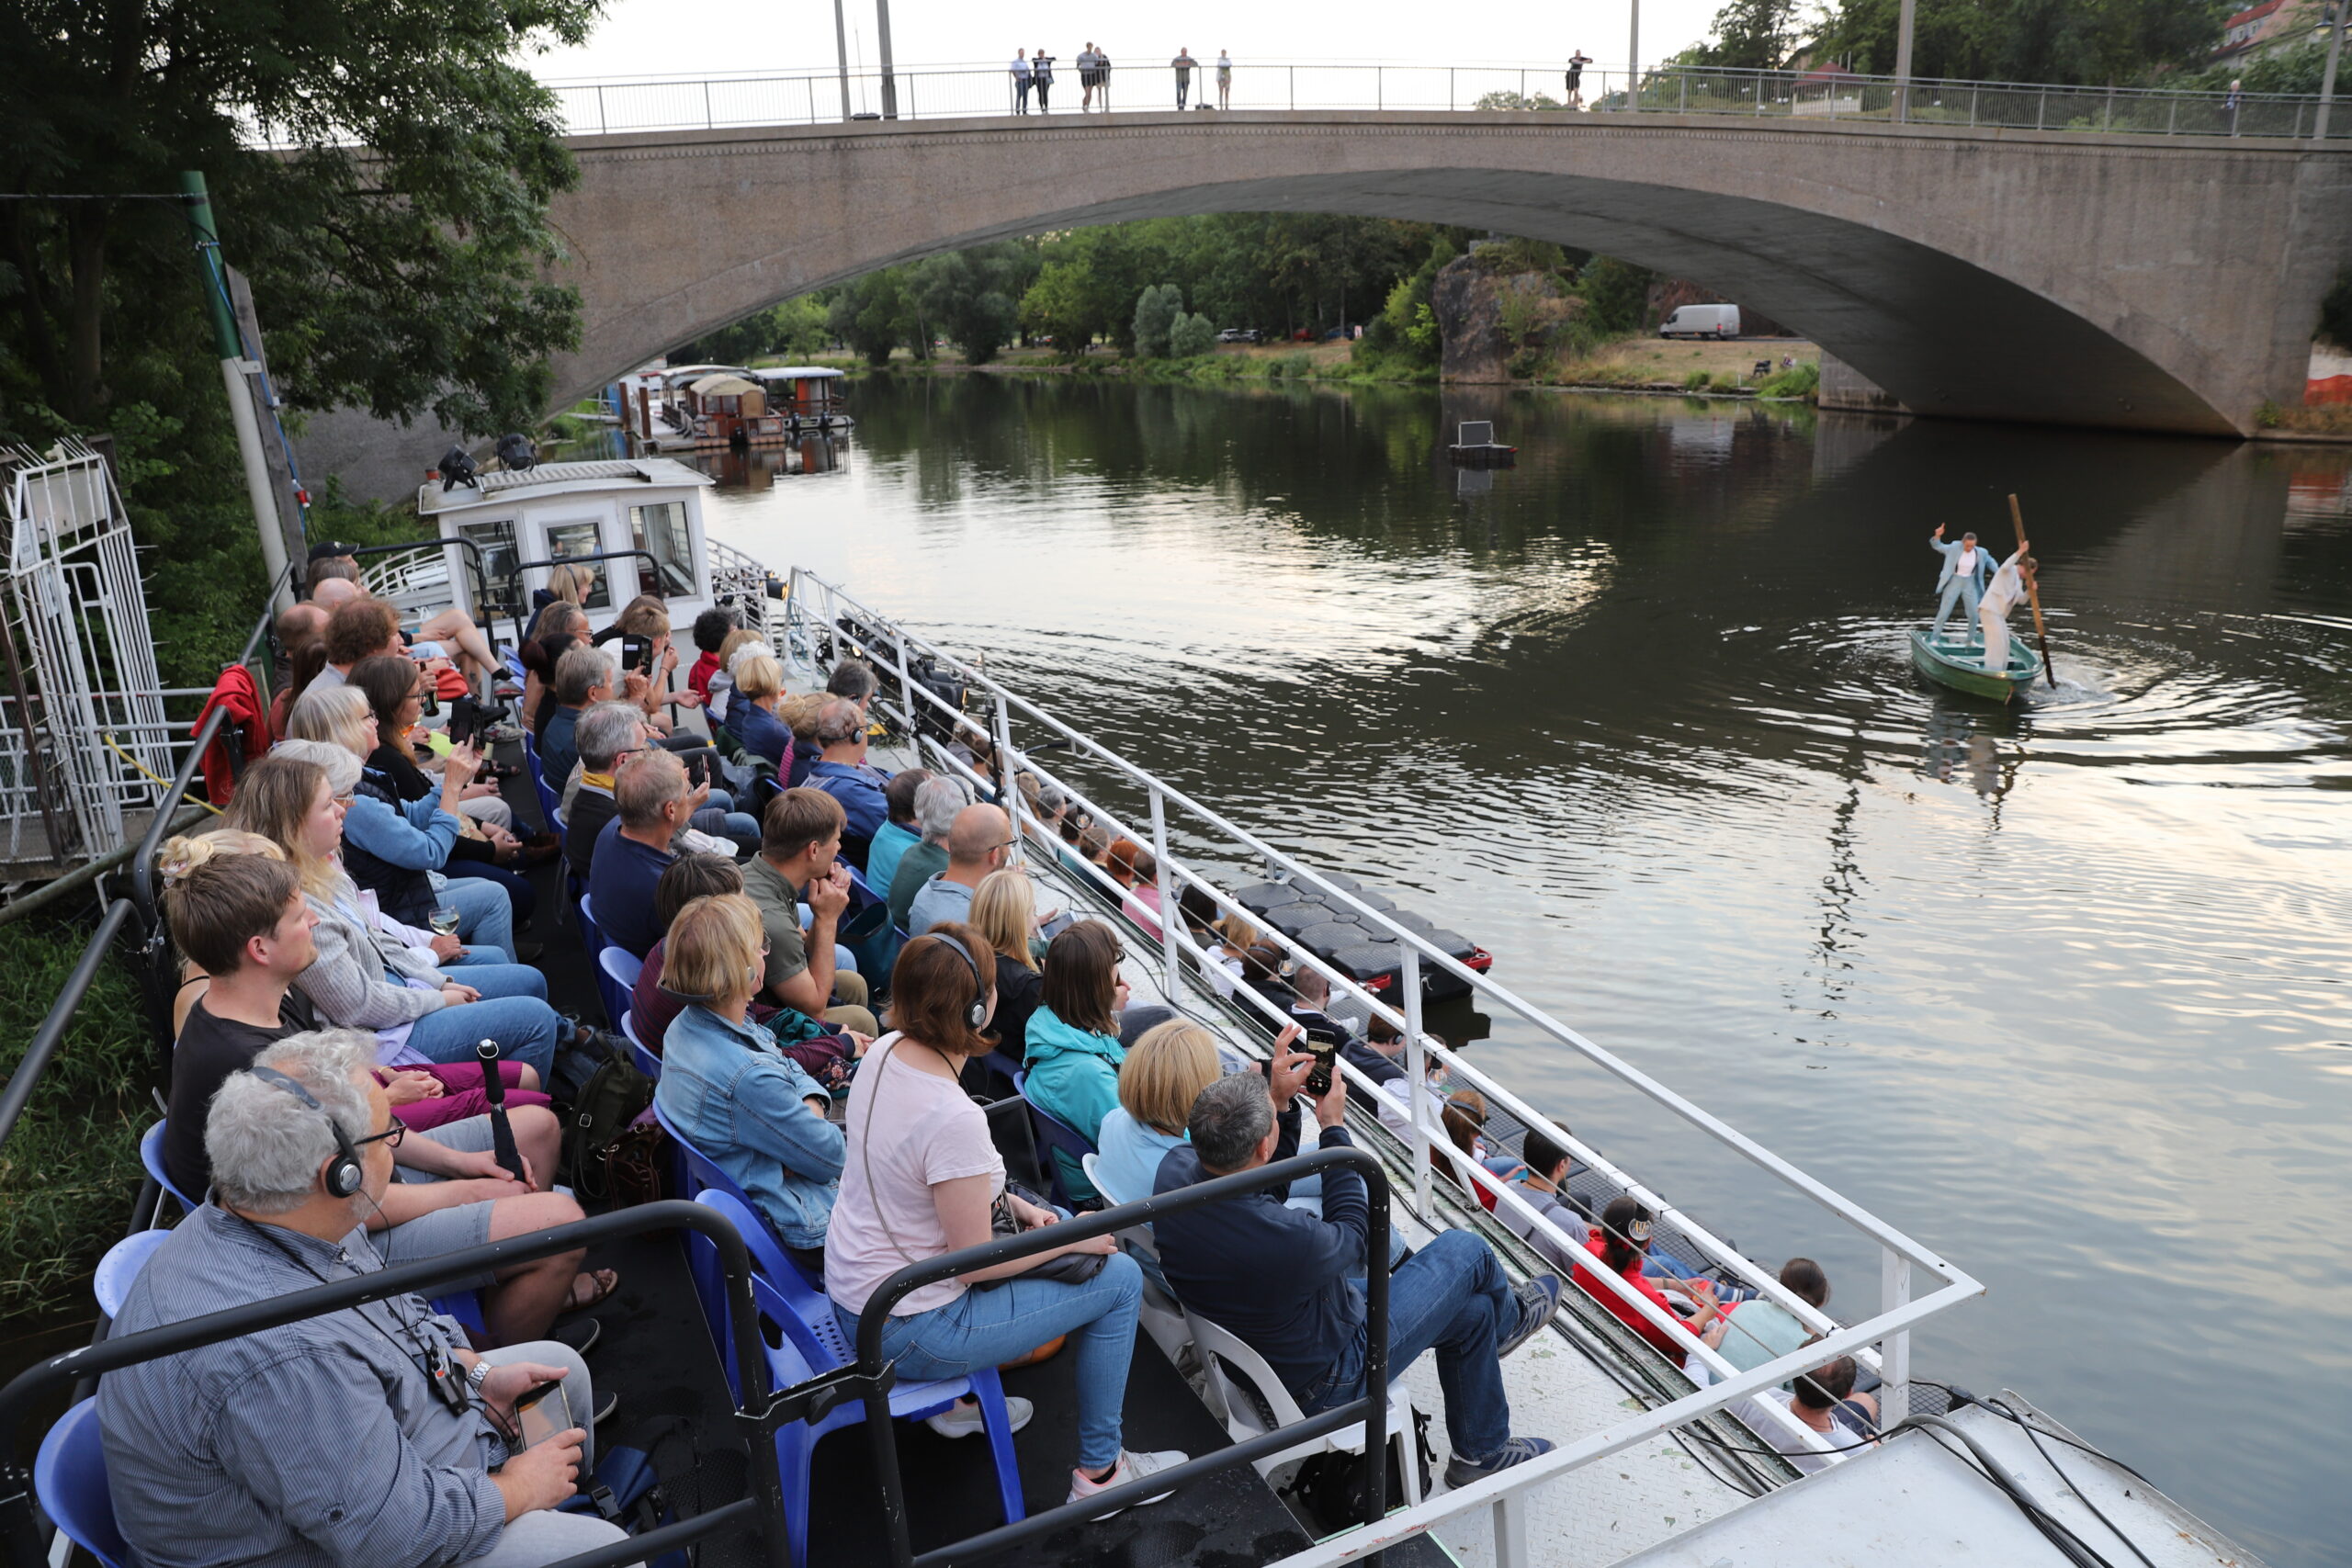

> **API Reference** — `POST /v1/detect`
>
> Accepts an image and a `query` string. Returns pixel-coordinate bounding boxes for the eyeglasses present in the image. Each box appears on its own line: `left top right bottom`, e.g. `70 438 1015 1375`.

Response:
356 1123 407 1151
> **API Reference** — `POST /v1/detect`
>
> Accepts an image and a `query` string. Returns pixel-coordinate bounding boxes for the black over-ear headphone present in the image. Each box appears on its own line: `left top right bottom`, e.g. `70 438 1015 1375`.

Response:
248 1065 366 1200
926 932 991 1030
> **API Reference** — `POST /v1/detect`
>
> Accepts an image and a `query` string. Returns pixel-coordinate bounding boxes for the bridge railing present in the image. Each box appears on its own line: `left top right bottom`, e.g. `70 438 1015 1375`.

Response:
545 60 2352 141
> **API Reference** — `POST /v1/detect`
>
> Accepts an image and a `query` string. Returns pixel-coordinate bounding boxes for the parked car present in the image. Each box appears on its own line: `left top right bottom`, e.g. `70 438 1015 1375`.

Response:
1216 327 1261 344
1659 304 1741 339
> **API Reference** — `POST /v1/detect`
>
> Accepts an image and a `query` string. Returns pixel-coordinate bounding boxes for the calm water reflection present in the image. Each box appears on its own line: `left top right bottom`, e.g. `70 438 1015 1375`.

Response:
705 377 2352 1568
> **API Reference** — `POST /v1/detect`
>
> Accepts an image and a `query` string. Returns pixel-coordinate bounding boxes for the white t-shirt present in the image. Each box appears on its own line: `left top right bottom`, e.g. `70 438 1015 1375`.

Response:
826 1034 1005 1317
1731 1389 1841 1474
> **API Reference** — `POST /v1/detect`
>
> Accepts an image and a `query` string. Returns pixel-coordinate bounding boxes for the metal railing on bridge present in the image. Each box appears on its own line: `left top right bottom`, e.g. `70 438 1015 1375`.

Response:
545 59 2352 142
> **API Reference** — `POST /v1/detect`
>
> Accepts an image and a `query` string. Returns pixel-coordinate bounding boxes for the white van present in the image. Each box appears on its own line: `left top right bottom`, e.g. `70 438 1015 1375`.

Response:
1659 303 1741 339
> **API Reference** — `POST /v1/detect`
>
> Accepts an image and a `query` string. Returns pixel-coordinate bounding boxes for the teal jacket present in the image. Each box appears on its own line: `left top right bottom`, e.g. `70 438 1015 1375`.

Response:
1022 1005 1125 1201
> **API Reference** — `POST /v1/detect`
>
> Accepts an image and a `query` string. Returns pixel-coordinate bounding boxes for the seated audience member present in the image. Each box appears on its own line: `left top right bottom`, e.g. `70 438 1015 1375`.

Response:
721 652 794 769
1102 840 1163 938
562 700 652 880
1489 1120 1597 1270
686 604 740 708
285 692 523 961
865 768 933 899
224 751 573 1082
310 595 403 692
589 750 703 959
888 776 965 931
1021 920 1130 1201
1204 912 1262 1000
540 643 628 793
805 697 891 841
270 638 332 739
829 928 1184 1493
1090 1019 1222 1206
595 593 704 728
633 854 854 1081
1155 1066 1563 1487
706 626 764 724
825 657 879 716
1703 1258 1831 1378
1568 1196 1724 1367
967 867 1046 1066
742 789 880 1034
1287 965 1408 1092
1731 1355 1878 1474
99 1032 626 1567
655 892 846 1275
781 694 829 788
908 803 1012 934
520 601 591 735
1432 1088 1492 1200
308 543 504 697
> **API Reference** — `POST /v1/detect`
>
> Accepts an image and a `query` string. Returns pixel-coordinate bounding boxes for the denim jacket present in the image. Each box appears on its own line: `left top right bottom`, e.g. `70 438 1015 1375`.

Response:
656 1004 845 1248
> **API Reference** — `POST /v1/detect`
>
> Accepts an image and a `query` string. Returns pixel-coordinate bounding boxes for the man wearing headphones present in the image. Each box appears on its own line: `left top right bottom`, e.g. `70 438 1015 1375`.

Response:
99 1030 627 1566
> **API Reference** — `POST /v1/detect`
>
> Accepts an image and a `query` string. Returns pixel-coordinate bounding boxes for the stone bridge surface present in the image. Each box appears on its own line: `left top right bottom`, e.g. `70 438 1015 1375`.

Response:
300 109 2352 493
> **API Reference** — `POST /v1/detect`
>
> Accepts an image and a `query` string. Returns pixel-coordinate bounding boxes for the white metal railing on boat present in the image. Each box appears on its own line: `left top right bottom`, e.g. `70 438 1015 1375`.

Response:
780 569 1984 1499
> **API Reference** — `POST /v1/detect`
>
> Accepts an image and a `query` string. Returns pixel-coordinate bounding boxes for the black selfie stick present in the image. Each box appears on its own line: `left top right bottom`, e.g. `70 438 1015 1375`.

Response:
475 1040 526 1181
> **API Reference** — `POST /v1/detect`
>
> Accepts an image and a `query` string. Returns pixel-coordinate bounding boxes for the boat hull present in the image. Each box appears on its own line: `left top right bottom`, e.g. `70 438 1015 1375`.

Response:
1909 627 2041 701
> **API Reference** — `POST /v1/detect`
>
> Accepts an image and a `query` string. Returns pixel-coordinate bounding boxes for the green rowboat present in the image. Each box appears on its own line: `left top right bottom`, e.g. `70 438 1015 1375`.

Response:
1909 626 2043 702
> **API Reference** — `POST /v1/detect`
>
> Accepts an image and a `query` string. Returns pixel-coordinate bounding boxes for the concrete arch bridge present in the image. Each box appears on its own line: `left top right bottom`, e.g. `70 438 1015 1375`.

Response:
537 108 2352 440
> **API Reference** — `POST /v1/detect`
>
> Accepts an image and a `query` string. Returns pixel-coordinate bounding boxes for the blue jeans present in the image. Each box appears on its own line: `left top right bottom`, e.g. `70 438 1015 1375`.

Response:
444 860 536 930
1932 577 1982 636
437 874 514 961
436 955 548 1001
1296 1229 1514 1462
405 996 562 1080
693 805 761 856
838 1250 1143 1470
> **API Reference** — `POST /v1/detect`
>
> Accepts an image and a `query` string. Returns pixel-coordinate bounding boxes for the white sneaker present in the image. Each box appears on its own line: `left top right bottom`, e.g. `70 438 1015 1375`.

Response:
924 1395 1033 1439
1066 1447 1188 1515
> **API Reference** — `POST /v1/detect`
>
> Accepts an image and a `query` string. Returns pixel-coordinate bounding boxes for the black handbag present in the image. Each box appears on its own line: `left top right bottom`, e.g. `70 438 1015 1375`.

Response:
989 1182 1110 1286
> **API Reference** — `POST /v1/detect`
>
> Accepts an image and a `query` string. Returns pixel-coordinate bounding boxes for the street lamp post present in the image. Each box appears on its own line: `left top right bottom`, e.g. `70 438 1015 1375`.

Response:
1894 0 1917 122
2320 0 2346 140
833 0 852 119
876 0 899 118
1628 0 1641 111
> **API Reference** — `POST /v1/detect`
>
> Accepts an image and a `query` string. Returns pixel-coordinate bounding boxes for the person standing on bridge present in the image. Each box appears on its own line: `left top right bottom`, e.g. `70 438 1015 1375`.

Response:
1566 51 1592 108
1217 50 1234 109
1078 42 1102 110
1171 47 1197 108
1929 525 1994 639
1098 46 1114 111
1011 48 1033 114
1977 542 2036 673
1034 48 1056 111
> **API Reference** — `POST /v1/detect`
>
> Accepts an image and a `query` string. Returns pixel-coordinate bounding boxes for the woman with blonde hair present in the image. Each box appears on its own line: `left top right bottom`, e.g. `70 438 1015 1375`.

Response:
287 682 516 955
721 650 792 770
706 625 764 723
223 749 572 1078
1205 910 1261 1000
653 892 845 1278
968 867 1047 1066
1089 1018 1222 1205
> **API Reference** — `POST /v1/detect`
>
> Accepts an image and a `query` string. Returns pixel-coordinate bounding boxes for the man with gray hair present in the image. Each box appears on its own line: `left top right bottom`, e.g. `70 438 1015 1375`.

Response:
537 643 623 795
888 774 967 930
805 696 892 842
588 750 701 959
565 701 759 878
1154 1049 1565 1489
99 1031 625 1566
824 657 879 714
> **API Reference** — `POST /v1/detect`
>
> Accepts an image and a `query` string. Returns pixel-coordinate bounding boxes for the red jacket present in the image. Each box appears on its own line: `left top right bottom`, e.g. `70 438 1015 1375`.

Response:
686 649 721 703
196 663 270 805
1568 1225 1690 1365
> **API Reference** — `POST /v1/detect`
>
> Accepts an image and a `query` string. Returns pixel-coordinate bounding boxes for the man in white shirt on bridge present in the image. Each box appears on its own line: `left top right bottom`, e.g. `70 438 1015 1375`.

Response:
1011 49 1033 114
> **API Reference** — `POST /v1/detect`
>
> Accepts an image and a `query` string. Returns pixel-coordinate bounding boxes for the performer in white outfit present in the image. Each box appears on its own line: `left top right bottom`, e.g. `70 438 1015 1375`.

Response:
1978 544 2035 671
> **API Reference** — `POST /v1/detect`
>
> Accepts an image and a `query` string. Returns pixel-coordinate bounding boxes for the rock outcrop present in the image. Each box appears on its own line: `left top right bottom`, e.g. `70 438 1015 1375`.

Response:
1433 256 1578 383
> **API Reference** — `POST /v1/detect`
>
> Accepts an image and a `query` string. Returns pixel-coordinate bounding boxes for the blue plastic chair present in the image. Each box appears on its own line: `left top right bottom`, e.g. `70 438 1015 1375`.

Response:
36 1400 130 1568
93 1230 171 1320
139 1122 199 1213
523 733 563 829
621 1010 660 1079
595 943 641 1033
576 894 608 960
1012 1070 1099 1209
689 1190 1023 1568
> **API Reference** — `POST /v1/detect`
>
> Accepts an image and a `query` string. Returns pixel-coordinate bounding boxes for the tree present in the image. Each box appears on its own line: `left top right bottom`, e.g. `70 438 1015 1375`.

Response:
828 271 917 367
0 0 596 434
910 243 1039 363
674 296 834 366
1580 257 1657 333
1168 311 1217 358
1805 0 2231 85
1133 284 1183 357
1688 0 1815 69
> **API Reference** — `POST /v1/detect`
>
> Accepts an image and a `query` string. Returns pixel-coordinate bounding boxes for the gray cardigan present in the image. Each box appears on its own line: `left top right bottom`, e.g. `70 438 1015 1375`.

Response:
295 881 447 1030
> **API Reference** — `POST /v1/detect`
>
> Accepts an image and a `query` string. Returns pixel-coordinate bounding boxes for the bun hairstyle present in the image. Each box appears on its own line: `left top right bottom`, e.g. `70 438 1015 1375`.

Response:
158 829 286 886
889 922 999 1056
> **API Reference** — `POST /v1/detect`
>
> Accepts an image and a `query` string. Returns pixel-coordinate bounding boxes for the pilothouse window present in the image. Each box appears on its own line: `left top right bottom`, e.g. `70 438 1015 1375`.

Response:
629 502 696 598
545 521 612 609
458 518 520 621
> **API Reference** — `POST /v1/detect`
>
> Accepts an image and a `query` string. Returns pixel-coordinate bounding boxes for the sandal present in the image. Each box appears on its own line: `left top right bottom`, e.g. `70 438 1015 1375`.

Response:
563 1268 620 1314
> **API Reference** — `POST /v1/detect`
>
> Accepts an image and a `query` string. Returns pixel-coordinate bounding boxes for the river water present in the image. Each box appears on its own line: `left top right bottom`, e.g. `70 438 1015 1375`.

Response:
702 376 2351 1567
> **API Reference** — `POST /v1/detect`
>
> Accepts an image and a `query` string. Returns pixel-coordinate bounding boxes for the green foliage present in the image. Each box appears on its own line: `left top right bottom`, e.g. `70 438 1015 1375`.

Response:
1476 90 1566 109
0 917 150 1323
675 296 835 367
1358 233 1458 371
830 271 919 367
1685 367 1716 390
1168 311 1217 358
1685 0 1813 69
1580 257 1658 334
1133 284 1184 358
1807 0 2231 84
911 243 1040 365
2176 37 2331 95
1758 360 1822 399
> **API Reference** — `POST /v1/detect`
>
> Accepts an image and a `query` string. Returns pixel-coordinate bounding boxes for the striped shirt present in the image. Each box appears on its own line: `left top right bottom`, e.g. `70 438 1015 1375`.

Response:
97 1203 510 1567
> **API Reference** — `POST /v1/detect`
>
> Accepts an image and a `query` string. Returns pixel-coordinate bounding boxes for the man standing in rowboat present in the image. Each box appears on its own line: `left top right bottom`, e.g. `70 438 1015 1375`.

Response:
1978 542 2036 673
1928 525 1995 638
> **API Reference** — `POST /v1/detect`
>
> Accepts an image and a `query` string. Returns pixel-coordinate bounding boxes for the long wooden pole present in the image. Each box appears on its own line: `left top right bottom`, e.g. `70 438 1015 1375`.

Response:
2007 493 2056 688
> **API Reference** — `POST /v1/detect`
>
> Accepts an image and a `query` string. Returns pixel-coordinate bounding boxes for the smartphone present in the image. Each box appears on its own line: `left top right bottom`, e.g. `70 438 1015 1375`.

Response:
513 1380 573 1449
447 698 477 750
620 633 652 675
1301 1026 1342 1097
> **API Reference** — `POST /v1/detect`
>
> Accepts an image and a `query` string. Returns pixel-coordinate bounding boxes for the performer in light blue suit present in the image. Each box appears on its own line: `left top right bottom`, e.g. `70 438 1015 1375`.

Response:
1929 525 1995 637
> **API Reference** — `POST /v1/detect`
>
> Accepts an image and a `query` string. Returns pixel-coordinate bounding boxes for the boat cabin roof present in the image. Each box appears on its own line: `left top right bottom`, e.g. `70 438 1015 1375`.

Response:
413 457 712 517
754 366 846 381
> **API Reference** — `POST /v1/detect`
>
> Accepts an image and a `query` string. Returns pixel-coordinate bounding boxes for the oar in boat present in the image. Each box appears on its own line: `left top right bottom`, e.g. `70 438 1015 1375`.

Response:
2007 493 2057 688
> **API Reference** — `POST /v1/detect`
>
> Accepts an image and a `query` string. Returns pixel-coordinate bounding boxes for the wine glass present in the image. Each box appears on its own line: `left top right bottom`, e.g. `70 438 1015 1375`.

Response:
428 905 462 938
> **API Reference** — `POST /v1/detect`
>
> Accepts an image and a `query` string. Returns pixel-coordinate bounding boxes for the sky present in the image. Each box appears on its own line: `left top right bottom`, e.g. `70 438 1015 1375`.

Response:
527 0 1730 87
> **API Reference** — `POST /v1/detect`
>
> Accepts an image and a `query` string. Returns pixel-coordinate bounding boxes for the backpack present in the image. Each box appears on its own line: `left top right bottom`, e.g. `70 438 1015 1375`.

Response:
562 1416 695 1567
559 1034 660 1202
1283 1406 1433 1533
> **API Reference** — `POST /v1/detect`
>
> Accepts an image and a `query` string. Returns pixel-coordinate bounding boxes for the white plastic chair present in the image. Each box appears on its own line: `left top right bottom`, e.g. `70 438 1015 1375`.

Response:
1180 1307 1423 1505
